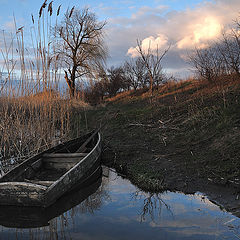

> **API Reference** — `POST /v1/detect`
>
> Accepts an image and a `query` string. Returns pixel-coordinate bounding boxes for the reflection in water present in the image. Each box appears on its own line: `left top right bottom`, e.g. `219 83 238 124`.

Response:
132 191 173 222
0 168 109 240
0 168 105 229
1 166 240 240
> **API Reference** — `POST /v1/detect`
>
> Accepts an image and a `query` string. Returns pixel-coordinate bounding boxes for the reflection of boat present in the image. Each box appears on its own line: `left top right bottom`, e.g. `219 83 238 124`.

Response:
0 167 102 228
0 130 102 207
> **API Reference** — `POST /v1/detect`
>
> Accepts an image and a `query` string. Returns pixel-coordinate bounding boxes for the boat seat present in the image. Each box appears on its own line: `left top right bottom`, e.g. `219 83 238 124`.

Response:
42 153 88 170
42 153 88 158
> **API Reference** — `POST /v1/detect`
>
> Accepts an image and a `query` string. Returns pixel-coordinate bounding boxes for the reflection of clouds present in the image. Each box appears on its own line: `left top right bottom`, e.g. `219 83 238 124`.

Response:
171 203 187 215
1 167 240 240
95 215 133 225
71 231 115 240
186 193 223 213
117 202 137 211
149 216 227 237
146 191 237 238
161 191 222 213
165 228 223 238
150 215 221 229
160 192 172 201
103 170 136 195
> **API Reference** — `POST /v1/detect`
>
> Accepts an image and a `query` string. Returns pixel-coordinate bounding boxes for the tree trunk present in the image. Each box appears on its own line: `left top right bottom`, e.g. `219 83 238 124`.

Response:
64 68 76 98
149 74 153 95
70 65 77 98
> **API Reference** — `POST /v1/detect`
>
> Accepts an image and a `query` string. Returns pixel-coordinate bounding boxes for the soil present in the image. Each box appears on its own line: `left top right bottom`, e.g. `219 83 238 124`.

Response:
75 78 240 217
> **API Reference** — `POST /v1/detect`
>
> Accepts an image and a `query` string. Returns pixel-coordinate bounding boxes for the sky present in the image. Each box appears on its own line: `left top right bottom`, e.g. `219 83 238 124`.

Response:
0 0 239 78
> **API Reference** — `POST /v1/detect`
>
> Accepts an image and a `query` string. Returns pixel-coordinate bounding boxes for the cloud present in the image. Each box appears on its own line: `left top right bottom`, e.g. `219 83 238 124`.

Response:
0 30 14 49
131 5 168 19
0 16 25 33
177 16 222 49
106 0 240 76
127 34 169 57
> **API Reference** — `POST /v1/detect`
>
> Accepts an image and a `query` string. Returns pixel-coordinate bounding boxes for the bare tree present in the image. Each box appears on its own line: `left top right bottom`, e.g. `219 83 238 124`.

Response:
105 66 127 97
54 7 107 97
218 29 240 76
188 45 225 82
123 57 147 90
136 40 170 93
188 17 240 82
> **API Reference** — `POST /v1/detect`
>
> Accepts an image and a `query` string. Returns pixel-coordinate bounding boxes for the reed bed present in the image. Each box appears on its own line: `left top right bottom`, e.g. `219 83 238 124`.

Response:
0 94 72 172
0 2 80 173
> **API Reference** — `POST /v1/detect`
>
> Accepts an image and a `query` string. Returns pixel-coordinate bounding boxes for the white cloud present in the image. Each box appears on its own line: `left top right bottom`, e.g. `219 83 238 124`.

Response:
1 16 25 32
177 16 222 49
127 34 169 57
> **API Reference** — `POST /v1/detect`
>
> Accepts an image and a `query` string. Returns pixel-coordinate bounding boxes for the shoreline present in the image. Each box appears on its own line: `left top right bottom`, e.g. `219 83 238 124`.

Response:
79 79 240 218
103 150 240 218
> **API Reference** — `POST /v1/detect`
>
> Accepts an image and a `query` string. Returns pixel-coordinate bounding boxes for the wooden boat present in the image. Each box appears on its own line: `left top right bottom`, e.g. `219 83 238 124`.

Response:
0 130 101 207
0 168 102 228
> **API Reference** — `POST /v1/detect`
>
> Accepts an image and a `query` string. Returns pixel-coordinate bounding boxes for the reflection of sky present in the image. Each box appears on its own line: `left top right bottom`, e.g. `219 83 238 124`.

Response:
1 168 240 240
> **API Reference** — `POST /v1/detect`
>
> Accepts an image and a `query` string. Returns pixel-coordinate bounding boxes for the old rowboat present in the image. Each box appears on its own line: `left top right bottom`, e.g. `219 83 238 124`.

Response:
0 130 101 207
0 170 102 228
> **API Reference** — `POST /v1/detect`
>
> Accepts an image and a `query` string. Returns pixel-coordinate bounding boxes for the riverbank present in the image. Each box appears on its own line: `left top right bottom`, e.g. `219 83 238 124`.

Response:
76 76 240 215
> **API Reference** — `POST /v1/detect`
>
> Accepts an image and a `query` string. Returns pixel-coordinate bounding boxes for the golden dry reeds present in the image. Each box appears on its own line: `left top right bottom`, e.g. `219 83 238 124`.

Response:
0 93 71 171
0 1 81 172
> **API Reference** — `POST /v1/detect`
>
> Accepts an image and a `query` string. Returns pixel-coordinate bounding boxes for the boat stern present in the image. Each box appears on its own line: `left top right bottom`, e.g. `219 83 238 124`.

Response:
0 182 47 207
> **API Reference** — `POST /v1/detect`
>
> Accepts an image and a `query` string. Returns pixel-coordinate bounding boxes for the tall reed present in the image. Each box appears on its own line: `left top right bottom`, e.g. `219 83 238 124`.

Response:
0 94 71 170
0 1 76 172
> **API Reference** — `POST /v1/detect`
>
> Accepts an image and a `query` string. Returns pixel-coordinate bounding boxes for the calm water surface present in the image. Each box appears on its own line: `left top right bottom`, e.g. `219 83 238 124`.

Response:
0 167 240 240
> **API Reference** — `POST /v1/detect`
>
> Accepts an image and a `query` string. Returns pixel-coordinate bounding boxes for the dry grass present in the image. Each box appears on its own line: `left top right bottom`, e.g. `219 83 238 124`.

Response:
0 93 72 171
105 76 240 108
82 74 240 191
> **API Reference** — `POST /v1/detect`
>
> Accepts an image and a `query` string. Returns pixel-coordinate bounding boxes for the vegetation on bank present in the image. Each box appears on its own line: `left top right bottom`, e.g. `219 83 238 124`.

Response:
76 75 240 192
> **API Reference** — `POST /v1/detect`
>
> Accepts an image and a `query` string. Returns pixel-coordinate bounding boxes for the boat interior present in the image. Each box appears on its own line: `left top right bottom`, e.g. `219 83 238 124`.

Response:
0 133 98 187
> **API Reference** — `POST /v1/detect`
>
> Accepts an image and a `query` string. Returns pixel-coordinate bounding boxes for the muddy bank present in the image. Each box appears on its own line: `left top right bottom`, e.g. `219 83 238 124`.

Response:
101 124 240 218
108 162 240 218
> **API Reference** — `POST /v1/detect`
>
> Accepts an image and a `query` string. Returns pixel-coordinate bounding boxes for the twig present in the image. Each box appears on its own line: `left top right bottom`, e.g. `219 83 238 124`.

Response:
128 123 153 127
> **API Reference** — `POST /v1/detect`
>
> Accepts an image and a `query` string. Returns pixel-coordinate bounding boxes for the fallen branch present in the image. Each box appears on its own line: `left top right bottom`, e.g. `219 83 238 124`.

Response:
128 123 153 127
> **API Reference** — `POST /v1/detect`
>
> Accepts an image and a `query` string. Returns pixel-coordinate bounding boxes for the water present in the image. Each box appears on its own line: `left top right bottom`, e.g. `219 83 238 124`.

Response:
0 167 240 240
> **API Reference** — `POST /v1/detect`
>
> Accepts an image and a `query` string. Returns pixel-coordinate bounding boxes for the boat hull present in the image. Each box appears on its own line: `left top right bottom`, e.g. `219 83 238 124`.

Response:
0 132 101 207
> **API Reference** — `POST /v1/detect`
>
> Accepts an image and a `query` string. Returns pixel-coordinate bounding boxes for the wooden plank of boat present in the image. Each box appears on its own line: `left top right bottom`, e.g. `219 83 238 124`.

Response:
0 131 102 207
42 153 88 170
0 182 47 206
44 133 102 207
24 179 55 187
76 127 100 153
43 153 88 158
